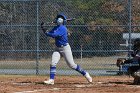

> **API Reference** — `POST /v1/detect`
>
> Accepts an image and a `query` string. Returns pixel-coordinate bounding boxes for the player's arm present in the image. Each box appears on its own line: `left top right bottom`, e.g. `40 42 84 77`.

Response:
116 58 133 67
46 27 65 38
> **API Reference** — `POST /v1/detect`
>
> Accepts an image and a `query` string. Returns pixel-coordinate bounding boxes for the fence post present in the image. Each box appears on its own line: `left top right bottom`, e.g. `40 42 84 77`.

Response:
128 0 132 59
36 1 39 75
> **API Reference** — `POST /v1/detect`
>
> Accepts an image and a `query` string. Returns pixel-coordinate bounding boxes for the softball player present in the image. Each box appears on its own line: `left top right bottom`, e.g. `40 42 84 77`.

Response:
117 38 140 84
41 13 92 85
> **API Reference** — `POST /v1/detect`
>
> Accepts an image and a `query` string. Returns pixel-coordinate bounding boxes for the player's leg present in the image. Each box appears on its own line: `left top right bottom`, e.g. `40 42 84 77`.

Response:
133 68 140 85
61 44 92 83
44 51 60 85
128 66 140 84
128 66 139 77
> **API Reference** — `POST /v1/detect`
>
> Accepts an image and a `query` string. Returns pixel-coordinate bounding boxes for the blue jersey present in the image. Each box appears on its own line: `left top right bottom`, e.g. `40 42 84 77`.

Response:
46 25 68 47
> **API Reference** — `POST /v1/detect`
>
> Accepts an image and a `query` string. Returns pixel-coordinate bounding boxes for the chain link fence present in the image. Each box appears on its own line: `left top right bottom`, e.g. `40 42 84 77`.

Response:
0 0 139 75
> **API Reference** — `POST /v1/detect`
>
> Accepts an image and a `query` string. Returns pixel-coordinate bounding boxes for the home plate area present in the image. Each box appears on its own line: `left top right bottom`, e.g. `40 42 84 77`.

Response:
13 82 94 93
14 84 94 93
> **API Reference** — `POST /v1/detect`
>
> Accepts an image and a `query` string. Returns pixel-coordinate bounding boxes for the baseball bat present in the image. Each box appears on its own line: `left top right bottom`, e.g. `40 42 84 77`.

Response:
66 18 76 21
46 18 76 24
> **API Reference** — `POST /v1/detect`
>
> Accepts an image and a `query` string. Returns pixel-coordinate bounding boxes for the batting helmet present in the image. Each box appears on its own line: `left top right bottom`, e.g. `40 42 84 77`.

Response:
54 13 67 24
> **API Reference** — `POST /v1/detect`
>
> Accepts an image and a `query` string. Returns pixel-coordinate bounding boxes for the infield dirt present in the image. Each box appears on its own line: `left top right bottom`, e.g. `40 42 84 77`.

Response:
0 75 140 93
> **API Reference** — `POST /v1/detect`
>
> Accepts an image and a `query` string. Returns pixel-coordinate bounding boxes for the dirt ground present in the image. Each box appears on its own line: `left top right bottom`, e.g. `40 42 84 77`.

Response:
0 75 140 93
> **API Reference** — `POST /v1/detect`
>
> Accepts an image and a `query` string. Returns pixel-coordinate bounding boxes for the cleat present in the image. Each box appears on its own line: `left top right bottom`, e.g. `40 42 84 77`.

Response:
85 72 92 83
44 79 54 85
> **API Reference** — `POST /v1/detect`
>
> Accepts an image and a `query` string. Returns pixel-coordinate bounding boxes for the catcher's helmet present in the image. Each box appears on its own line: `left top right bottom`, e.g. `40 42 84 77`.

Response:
134 38 140 45
133 38 140 51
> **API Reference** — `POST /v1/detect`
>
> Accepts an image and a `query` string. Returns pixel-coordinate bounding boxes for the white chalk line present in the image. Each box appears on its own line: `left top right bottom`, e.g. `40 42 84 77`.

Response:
14 88 60 93
74 84 93 88
14 83 94 93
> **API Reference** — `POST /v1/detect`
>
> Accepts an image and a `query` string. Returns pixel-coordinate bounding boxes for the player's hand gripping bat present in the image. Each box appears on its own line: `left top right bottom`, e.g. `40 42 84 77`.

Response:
41 22 48 33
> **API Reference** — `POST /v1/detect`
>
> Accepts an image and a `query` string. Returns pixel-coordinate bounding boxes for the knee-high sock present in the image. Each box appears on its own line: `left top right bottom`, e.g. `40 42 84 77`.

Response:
50 65 56 79
75 65 86 76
